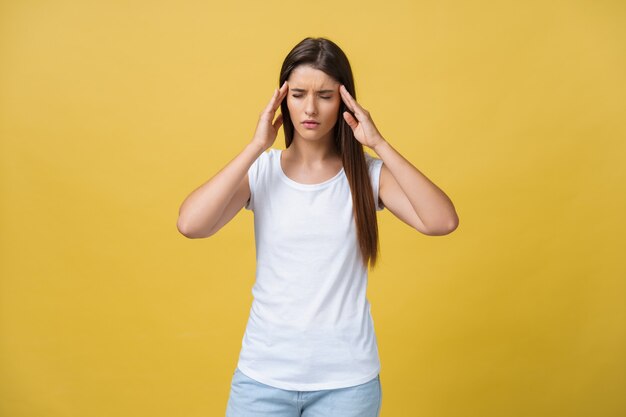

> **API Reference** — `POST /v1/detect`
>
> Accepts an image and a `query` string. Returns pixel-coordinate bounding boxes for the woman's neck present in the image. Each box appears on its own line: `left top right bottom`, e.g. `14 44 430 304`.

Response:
285 135 340 166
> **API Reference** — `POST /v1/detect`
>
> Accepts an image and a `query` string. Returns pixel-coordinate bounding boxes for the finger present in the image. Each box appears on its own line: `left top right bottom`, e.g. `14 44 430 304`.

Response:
273 113 283 130
266 81 289 115
261 88 279 116
339 85 355 113
341 96 355 114
343 111 358 129
275 81 289 108
339 85 359 112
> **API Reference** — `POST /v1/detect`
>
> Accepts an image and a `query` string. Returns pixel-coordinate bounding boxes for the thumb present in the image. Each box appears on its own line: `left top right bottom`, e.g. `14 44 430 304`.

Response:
273 113 284 130
343 111 358 129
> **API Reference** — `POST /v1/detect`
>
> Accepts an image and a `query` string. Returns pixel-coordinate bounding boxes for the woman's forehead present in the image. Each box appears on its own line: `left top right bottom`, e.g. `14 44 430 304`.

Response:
288 65 339 89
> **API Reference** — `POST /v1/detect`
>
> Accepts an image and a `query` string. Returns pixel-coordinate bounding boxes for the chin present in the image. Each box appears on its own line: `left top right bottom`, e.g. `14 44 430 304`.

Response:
294 127 333 142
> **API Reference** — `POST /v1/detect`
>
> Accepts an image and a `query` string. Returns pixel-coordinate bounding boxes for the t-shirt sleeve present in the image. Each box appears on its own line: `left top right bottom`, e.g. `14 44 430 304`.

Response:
365 152 385 211
244 151 265 211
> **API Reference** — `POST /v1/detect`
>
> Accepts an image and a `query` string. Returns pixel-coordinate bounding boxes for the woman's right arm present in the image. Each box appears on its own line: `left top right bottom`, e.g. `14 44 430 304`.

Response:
176 81 289 238
176 142 263 238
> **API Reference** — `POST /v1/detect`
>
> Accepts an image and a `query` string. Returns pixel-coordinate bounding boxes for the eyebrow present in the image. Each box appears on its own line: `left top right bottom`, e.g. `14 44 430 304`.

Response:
290 88 335 94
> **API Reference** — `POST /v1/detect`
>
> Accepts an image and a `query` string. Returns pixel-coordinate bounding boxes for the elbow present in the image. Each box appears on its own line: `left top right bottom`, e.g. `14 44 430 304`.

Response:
446 213 459 234
422 215 459 236
177 217 194 238
177 217 212 239
176 206 191 238
175 205 190 236
446 216 459 234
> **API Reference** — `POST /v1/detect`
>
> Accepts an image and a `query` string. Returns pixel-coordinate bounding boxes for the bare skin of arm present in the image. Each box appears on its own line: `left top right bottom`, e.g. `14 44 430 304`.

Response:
177 81 289 238
340 84 459 236
374 140 459 236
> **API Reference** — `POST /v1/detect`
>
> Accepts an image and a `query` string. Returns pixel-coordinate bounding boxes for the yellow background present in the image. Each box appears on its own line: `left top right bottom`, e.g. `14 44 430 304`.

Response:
1 0 625 416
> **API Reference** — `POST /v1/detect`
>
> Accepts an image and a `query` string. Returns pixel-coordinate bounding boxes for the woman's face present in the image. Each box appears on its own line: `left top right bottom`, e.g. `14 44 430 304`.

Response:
286 65 341 144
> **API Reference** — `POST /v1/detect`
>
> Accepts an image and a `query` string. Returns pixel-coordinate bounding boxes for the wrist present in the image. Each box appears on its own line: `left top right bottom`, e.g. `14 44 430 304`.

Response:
372 137 388 153
246 140 267 156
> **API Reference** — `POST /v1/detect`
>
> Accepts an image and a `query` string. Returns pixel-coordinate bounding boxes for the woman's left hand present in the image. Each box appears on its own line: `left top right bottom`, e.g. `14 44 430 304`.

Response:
339 84 386 150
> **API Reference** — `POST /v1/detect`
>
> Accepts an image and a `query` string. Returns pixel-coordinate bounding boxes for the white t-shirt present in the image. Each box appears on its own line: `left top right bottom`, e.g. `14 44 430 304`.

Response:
236 147 385 391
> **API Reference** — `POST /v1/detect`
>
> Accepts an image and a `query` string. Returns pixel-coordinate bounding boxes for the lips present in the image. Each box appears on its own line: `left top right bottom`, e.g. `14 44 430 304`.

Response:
302 121 320 129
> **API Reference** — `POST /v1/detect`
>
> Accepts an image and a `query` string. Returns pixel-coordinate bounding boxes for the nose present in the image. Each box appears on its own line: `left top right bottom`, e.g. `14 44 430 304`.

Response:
304 95 317 116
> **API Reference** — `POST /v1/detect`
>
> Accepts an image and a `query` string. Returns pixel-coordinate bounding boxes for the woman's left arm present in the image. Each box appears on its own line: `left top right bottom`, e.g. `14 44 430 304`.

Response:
373 140 459 236
340 84 459 236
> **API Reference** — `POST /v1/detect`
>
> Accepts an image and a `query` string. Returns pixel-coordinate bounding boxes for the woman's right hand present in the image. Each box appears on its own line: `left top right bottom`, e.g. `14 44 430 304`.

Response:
250 81 289 150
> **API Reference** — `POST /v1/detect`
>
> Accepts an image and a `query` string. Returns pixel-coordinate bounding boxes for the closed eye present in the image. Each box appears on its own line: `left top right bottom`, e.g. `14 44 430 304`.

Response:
292 94 332 99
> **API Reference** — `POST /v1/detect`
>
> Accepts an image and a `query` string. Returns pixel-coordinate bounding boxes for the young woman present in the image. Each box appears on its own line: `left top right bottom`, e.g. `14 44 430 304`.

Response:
177 37 458 417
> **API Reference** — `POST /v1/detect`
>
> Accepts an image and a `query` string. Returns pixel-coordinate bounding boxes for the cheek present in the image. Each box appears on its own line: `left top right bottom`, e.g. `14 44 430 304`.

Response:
287 99 305 119
327 100 341 121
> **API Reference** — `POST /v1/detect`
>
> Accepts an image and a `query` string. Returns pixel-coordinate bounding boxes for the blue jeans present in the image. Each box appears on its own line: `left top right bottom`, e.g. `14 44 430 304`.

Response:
226 367 382 417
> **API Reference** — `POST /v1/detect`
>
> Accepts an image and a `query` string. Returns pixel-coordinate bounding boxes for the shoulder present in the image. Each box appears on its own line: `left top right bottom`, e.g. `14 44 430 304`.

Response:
261 148 281 165
248 148 275 184
251 148 278 170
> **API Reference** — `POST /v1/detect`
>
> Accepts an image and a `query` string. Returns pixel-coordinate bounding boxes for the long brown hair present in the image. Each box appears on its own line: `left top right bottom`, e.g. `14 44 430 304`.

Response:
278 37 380 268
